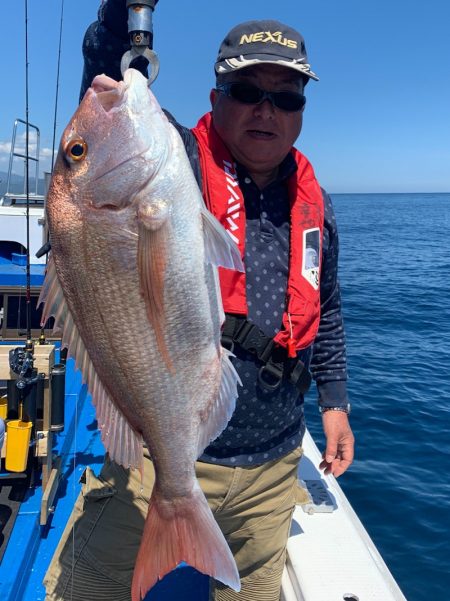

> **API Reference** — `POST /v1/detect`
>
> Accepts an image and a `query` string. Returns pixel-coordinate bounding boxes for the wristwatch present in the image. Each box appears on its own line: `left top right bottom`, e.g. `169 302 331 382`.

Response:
319 404 351 415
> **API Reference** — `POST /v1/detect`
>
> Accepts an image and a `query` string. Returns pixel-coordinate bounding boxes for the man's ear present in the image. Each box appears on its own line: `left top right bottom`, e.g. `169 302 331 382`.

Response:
210 88 219 109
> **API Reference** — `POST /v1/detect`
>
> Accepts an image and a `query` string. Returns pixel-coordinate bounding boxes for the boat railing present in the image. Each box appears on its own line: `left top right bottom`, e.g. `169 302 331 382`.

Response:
0 119 46 207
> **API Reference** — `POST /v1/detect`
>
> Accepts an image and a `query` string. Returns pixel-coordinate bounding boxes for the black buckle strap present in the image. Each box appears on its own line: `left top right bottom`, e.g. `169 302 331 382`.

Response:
221 314 311 394
234 320 275 364
289 360 312 395
221 315 238 352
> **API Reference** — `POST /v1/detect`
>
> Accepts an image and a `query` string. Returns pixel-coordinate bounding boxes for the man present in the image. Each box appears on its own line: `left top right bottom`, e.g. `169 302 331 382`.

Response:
44 5 354 601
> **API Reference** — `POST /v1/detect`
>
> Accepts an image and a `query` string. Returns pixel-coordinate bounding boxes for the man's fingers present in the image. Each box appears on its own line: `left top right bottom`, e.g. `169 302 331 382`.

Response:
326 451 337 463
319 455 352 477
320 441 354 477
320 411 355 477
332 458 352 477
325 440 338 463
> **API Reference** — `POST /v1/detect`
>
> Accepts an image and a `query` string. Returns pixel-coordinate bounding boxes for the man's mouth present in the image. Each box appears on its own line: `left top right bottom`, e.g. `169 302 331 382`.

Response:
247 129 275 139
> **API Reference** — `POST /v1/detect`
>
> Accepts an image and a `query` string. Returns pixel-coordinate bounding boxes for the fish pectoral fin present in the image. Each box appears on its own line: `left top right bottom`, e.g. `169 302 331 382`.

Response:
131 484 240 601
137 217 174 372
39 258 143 471
201 207 244 272
196 347 241 456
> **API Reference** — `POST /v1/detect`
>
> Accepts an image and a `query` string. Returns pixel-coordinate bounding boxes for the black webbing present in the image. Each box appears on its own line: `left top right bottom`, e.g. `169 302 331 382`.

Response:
221 314 311 394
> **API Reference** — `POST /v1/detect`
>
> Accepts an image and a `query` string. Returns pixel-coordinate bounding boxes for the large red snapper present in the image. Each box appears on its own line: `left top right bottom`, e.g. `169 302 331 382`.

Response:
40 68 243 599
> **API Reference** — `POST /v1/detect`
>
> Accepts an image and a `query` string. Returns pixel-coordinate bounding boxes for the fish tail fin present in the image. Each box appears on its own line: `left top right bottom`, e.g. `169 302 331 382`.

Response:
131 484 240 601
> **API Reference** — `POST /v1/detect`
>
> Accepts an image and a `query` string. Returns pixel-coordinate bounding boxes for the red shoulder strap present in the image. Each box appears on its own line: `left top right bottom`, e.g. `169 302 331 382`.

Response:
192 113 248 314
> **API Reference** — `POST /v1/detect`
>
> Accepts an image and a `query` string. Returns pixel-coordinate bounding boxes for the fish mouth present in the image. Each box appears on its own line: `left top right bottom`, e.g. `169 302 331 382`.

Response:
87 70 156 197
91 74 127 112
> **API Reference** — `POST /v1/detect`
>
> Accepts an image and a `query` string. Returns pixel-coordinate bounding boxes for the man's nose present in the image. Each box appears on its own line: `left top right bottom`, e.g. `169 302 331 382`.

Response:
253 98 275 118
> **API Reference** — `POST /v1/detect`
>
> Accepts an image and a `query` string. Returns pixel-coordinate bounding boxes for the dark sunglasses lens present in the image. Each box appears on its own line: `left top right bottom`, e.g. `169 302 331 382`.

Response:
224 83 305 112
229 83 264 104
273 92 306 112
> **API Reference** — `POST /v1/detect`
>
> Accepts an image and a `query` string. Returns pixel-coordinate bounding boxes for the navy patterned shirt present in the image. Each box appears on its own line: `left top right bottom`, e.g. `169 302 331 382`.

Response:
80 1 349 466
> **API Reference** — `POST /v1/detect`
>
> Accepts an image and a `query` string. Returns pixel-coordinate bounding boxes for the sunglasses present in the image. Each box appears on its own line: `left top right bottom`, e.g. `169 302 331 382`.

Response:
216 82 306 112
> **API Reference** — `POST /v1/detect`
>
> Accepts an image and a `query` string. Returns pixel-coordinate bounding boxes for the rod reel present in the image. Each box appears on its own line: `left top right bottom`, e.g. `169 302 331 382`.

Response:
9 346 35 390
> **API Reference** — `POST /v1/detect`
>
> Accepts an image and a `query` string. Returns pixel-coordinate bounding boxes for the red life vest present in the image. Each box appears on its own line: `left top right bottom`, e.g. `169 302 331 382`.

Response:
191 112 324 354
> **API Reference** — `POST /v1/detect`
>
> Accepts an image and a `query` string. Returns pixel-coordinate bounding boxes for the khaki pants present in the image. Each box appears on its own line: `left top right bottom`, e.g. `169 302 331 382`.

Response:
44 446 303 601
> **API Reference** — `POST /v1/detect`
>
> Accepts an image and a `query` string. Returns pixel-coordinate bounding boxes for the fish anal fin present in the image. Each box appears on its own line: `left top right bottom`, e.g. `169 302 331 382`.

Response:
131 484 240 601
93 377 143 472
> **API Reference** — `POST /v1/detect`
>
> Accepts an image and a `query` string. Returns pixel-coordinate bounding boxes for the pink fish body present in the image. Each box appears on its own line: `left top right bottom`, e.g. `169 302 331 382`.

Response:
40 69 242 599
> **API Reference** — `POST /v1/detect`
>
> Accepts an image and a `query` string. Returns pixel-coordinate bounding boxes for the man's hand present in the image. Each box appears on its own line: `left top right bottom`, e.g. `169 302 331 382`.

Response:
319 411 354 478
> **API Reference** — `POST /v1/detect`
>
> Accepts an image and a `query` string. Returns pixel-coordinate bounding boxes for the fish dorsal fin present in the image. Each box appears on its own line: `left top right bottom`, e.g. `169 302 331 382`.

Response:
201 207 244 272
196 347 241 456
39 258 143 471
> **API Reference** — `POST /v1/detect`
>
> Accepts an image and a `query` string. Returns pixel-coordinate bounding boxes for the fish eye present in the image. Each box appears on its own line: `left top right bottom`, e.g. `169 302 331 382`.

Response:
65 138 88 162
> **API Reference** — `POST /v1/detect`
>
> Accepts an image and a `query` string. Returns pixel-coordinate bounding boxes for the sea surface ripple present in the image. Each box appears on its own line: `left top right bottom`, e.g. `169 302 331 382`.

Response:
305 193 450 601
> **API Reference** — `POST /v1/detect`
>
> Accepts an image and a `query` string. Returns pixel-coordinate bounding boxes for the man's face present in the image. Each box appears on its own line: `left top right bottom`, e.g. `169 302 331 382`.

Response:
210 64 305 176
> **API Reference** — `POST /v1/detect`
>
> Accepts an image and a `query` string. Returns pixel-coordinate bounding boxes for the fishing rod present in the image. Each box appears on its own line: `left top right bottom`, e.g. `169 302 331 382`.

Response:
24 0 33 355
36 0 66 347
50 0 65 175
7 0 40 455
3 0 66 495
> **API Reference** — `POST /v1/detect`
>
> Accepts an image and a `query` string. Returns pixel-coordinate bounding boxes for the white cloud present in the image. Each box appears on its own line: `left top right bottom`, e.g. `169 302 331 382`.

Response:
0 135 56 175
0 142 12 154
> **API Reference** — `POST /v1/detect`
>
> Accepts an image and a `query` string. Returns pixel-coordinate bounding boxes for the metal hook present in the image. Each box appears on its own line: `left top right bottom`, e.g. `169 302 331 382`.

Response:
121 47 160 86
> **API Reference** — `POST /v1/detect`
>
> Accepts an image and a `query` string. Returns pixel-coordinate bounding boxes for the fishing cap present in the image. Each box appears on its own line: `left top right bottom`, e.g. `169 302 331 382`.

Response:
214 19 319 82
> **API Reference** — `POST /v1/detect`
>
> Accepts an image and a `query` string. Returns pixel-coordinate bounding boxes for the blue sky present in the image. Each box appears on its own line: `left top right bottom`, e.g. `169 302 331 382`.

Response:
1 0 449 193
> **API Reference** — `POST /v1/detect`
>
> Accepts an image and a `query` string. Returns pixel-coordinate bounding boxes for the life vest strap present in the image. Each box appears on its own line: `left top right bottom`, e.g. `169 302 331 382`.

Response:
221 314 311 394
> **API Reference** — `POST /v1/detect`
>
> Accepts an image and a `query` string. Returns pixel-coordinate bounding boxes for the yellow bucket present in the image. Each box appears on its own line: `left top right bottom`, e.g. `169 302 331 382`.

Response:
5 420 33 472
0 395 7 420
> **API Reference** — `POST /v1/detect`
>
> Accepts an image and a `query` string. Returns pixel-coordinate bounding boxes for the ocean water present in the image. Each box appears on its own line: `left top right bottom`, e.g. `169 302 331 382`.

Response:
305 193 450 601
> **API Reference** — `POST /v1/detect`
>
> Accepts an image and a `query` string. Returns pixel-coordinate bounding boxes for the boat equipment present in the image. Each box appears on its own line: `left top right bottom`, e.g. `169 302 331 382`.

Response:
121 0 160 85
23 0 33 356
0 4 65 560
0 119 44 207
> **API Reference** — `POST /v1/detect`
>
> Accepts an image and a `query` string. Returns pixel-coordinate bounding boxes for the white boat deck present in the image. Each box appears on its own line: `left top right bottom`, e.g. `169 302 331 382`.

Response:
282 430 406 601
0 205 46 264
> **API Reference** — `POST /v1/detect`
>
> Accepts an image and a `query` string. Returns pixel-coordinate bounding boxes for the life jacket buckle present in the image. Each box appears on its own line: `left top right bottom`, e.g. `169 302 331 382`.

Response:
221 314 312 395
234 321 275 363
258 360 284 392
